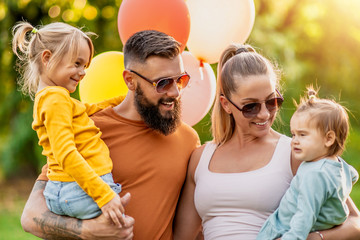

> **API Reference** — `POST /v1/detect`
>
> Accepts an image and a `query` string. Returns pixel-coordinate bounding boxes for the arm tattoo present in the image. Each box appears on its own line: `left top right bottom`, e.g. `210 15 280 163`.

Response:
33 213 82 240
33 180 46 191
32 181 83 240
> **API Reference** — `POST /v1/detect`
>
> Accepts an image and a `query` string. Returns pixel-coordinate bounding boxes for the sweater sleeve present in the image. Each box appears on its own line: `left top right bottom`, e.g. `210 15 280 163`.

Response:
39 91 116 208
83 95 125 116
282 170 332 240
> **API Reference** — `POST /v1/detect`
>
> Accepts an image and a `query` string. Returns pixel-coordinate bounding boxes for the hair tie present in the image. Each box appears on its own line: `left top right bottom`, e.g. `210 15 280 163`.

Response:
235 48 248 55
31 28 38 34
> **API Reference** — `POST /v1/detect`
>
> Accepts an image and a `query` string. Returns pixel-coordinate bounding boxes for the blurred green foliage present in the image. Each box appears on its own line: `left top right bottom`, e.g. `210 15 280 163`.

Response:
0 0 360 195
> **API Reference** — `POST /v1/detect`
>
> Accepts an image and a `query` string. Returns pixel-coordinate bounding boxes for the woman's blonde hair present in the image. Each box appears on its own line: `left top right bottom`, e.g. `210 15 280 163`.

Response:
294 86 349 156
12 21 96 99
211 44 281 146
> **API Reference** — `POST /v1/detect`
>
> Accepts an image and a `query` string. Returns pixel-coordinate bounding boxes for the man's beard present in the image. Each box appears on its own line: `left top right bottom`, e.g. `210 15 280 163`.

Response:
134 86 181 135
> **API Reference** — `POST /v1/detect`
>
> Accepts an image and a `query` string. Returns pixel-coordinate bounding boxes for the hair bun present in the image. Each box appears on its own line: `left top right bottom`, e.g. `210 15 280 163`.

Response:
308 89 317 100
235 48 249 55
235 45 256 55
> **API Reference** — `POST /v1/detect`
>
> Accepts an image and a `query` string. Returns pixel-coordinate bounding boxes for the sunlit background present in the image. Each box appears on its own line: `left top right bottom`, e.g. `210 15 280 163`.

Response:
0 0 360 239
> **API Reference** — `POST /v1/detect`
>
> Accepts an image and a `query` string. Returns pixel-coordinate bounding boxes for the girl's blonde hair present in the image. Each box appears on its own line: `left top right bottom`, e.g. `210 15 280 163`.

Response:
211 44 281 145
12 21 96 99
294 86 349 156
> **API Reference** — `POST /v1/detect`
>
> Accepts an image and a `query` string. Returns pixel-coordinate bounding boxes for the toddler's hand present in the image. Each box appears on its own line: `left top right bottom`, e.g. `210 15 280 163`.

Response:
100 194 125 227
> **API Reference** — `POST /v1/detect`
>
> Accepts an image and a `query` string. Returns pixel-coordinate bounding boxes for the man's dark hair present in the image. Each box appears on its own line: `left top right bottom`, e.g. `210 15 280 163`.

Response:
123 30 181 67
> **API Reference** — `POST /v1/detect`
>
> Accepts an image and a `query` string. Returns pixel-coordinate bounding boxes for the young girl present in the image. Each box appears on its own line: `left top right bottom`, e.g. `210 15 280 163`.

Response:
12 21 126 226
257 87 359 240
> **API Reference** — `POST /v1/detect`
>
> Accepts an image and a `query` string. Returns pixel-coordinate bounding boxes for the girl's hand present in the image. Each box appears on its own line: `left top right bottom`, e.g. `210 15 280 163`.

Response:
101 194 126 227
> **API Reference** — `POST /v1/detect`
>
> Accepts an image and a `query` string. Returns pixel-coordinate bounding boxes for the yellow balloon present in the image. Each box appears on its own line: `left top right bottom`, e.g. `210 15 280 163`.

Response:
79 51 128 103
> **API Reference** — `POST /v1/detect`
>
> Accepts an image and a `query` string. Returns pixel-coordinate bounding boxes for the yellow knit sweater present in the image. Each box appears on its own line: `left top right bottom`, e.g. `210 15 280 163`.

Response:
32 86 124 208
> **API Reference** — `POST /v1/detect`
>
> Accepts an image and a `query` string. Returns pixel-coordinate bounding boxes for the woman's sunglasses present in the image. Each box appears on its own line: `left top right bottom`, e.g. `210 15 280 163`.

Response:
222 89 284 118
129 69 190 94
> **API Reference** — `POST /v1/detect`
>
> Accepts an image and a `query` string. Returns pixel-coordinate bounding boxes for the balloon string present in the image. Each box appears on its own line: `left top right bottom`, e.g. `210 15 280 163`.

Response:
199 60 204 81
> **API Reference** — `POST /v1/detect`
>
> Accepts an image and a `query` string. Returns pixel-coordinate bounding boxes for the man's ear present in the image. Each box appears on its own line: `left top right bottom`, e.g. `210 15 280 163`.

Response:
219 95 232 114
123 69 136 91
41 50 52 67
324 130 336 148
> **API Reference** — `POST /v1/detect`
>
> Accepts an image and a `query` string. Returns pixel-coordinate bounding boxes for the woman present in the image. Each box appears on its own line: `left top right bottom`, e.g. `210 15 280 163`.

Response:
174 44 360 239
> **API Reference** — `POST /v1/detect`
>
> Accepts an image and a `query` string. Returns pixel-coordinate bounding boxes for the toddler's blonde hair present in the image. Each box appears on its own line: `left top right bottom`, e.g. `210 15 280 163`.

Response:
294 86 349 156
12 21 96 99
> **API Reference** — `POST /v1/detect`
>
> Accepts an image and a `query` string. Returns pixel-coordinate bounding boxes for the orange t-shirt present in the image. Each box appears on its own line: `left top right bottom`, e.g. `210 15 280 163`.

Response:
38 107 200 240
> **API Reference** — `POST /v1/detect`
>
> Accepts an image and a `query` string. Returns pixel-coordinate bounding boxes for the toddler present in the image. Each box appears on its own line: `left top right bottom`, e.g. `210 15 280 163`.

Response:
257 87 358 240
12 21 126 226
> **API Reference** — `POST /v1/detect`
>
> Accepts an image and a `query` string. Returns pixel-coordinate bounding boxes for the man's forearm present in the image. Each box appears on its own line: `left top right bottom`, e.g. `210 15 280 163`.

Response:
21 180 85 239
32 210 83 239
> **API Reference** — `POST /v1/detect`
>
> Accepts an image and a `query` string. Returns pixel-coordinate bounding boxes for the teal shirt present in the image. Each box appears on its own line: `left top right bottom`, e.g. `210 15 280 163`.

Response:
257 157 358 240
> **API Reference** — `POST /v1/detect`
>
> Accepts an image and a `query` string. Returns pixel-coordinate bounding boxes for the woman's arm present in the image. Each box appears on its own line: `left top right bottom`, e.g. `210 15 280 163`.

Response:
306 197 360 240
291 153 360 239
173 145 205 240
21 180 134 240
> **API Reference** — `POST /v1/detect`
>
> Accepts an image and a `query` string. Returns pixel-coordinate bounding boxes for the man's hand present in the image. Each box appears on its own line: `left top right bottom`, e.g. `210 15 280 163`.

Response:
21 180 134 240
83 192 134 240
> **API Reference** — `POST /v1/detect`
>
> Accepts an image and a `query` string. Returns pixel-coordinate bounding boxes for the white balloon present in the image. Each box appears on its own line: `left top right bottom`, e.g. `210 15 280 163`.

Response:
186 0 255 64
180 51 216 126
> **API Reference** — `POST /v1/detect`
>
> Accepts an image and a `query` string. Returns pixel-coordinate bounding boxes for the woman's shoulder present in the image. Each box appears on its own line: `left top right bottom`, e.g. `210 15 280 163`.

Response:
278 133 291 146
270 129 290 141
192 142 211 156
192 141 217 158
188 142 214 179
268 131 291 150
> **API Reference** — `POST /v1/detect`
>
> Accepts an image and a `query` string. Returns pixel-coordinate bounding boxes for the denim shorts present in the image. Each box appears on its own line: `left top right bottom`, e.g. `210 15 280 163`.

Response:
43 173 121 219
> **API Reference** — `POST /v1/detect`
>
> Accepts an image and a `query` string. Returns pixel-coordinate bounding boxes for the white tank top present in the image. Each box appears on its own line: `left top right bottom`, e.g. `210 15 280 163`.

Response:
194 135 293 240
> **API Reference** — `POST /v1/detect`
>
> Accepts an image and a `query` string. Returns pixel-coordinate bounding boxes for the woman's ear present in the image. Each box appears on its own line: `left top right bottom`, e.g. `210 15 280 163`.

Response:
123 69 136 91
324 130 336 148
41 50 52 67
219 95 232 114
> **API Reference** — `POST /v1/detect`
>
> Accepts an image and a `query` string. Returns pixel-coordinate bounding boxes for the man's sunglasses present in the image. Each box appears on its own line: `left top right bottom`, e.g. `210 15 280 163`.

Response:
129 69 190 94
222 89 284 118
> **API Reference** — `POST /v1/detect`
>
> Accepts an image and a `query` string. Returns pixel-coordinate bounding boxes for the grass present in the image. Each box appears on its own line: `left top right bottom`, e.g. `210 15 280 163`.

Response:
0 208 38 240
0 177 39 240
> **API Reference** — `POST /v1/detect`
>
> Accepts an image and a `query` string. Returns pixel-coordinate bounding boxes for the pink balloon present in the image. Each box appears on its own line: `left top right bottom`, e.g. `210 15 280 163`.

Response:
180 51 216 126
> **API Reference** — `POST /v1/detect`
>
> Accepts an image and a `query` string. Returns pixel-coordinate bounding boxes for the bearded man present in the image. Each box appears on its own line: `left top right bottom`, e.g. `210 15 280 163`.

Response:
21 30 200 240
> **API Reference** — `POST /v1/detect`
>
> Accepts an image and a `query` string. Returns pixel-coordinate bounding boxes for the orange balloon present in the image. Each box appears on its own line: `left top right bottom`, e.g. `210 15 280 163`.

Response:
117 0 190 52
